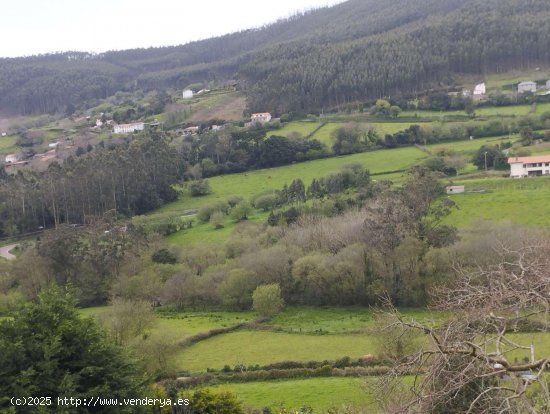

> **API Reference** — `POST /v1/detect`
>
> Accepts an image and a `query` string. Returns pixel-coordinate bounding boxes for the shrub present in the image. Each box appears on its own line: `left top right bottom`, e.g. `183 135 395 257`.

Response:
151 248 177 264
253 194 279 211
189 179 211 196
252 284 284 317
230 201 252 221
226 195 243 207
197 201 229 223
210 211 225 229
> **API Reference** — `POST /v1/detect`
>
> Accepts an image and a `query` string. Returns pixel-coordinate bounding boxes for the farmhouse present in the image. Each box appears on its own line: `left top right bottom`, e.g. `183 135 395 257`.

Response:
245 112 272 127
113 122 145 134
518 81 536 93
182 89 194 99
508 155 550 177
473 82 486 95
4 154 19 163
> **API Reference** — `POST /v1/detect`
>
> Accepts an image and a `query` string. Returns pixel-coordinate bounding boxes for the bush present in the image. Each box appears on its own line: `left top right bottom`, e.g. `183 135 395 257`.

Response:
252 284 284 317
230 201 252 221
152 248 177 264
210 211 225 229
253 194 279 211
197 202 229 223
189 179 211 196
226 195 243 207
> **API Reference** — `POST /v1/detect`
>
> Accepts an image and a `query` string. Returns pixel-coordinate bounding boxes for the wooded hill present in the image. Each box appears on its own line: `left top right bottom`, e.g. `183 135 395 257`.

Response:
1 0 550 115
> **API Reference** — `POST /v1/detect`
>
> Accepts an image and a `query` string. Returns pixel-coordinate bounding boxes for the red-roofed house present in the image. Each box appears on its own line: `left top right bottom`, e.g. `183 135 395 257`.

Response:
508 155 550 177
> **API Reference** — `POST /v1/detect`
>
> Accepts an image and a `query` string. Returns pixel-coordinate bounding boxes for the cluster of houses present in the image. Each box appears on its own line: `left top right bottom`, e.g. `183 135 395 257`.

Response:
462 80 550 99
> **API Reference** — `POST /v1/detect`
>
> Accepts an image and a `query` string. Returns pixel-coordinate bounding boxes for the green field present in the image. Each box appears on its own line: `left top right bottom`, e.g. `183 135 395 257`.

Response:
400 109 466 118
0 135 18 154
157 146 427 214
536 102 550 114
426 135 517 155
267 307 444 334
267 121 322 139
206 377 378 412
443 177 550 227
475 104 533 117
175 330 376 372
166 210 269 246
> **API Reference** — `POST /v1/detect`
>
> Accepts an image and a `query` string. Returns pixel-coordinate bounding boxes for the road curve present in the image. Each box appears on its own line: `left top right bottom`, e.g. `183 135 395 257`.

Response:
0 244 18 260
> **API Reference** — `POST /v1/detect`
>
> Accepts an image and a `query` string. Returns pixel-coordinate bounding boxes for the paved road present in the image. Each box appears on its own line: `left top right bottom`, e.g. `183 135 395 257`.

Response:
0 244 18 260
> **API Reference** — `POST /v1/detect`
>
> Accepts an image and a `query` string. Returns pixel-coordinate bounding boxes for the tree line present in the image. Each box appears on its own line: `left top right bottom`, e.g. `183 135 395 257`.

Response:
0 132 180 237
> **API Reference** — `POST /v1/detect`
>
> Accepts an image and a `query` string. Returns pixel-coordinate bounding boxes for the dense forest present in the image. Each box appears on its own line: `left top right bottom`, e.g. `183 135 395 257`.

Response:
0 131 180 237
1 0 550 115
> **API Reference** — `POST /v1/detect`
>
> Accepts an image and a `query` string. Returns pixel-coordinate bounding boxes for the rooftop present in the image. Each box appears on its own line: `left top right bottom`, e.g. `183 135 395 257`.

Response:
508 155 550 164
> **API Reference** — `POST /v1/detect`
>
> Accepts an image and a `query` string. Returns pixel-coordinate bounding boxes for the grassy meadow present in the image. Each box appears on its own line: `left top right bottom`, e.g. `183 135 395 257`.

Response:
206 377 378 412
157 146 427 213
443 176 550 228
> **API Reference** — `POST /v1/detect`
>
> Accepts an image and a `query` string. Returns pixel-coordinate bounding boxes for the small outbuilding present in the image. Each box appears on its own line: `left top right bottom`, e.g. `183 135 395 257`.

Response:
182 89 194 99
446 185 465 194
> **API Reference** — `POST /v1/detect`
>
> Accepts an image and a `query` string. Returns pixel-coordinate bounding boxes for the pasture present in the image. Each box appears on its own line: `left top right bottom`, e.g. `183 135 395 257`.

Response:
443 176 550 228
206 377 378 412
175 330 376 372
156 146 427 213
0 135 18 154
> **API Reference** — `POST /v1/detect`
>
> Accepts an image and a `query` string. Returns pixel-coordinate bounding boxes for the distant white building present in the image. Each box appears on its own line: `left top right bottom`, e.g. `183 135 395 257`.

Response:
197 89 210 95
211 125 225 131
508 155 550 177
96 119 103 127
446 185 465 194
48 142 60 148
5 154 19 163
113 122 145 134
182 89 194 99
546 80 550 89
473 82 486 95
518 81 537 93
246 112 272 127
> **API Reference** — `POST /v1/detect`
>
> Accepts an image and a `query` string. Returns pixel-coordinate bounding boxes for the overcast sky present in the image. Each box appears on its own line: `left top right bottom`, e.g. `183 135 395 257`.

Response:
0 0 345 58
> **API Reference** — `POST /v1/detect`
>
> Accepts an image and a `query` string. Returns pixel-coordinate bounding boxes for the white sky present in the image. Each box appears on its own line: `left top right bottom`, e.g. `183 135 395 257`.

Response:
0 0 345 58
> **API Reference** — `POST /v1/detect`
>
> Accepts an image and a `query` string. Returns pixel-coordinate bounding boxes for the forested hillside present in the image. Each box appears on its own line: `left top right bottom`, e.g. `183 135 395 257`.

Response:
1 0 550 115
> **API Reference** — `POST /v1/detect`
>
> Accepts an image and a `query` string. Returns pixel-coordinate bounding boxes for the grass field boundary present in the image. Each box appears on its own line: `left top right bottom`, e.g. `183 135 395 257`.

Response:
305 121 327 139
174 365 391 389
179 318 269 347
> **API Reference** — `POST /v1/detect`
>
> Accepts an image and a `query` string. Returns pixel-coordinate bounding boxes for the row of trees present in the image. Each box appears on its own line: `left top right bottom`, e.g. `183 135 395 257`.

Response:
0 131 180 237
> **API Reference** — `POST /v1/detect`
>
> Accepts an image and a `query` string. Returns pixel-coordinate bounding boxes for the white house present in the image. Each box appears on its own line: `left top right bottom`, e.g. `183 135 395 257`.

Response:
5 154 19 163
113 122 145 134
508 155 550 177
473 82 486 95
182 89 194 99
48 142 60 148
250 112 271 125
518 81 537 93
546 80 550 89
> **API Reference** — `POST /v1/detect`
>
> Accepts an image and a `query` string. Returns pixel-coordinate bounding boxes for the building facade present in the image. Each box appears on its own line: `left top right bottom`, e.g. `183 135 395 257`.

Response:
247 113 272 126
508 155 550 177
182 89 194 99
518 81 537 93
113 122 145 134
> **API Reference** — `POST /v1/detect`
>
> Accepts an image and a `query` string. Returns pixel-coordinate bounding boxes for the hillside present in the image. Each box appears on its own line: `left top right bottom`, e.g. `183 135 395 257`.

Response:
1 0 550 115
